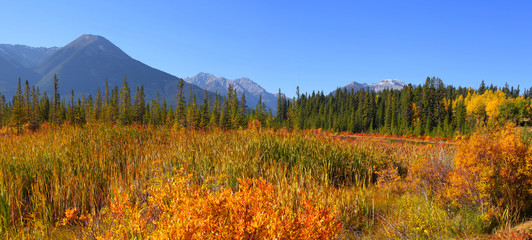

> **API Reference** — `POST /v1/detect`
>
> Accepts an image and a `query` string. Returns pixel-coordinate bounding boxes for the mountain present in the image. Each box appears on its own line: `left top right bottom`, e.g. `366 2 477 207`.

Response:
336 79 407 94
370 79 406 92
0 34 209 104
34 34 208 104
184 72 278 112
0 44 58 69
0 44 54 94
339 81 369 93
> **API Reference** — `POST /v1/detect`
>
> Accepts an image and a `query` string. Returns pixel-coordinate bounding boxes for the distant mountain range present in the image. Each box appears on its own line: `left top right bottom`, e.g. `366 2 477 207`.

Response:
0 34 208 105
184 72 277 111
335 79 407 94
0 34 411 112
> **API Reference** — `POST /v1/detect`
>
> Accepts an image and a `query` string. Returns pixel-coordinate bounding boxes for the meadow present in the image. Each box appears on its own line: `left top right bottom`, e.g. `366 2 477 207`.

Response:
0 123 530 239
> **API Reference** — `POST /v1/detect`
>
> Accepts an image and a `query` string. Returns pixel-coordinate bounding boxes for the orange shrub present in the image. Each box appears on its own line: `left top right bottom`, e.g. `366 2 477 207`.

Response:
87 172 341 239
447 124 532 222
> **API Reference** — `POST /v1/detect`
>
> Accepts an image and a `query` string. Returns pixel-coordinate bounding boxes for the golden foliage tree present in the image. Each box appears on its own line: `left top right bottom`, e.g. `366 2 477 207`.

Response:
447 124 531 223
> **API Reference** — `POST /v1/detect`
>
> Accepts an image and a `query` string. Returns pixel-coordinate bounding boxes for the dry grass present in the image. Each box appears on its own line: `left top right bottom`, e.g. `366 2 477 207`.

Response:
0 124 527 239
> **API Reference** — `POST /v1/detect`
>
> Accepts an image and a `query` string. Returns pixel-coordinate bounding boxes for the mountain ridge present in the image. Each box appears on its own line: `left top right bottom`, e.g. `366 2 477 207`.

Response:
184 72 278 112
0 34 410 110
0 34 210 105
334 79 407 94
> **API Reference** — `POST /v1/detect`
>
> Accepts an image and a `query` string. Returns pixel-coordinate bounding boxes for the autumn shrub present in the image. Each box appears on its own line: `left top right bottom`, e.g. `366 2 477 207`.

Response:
488 229 532 240
85 172 342 239
407 143 455 200
447 124 532 227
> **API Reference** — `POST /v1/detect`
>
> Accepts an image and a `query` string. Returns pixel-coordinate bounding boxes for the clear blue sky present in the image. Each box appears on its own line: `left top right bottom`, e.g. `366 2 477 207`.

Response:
1 0 531 96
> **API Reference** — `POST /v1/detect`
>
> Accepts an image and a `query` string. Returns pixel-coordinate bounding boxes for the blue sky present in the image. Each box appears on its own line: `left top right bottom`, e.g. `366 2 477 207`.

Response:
1 1 531 96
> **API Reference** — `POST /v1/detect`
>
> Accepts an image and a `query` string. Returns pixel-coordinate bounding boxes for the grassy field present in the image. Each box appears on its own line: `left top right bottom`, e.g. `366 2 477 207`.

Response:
0 124 530 239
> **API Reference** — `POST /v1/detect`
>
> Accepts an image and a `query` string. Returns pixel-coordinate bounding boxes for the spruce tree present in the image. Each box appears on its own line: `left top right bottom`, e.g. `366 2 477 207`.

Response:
51 74 61 124
94 88 102 122
479 80 486 94
119 76 131 125
40 92 50 122
255 95 266 124
109 86 119 123
220 95 231 130
132 86 146 123
210 94 221 128
176 79 186 127
28 86 40 131
421 77 434 134
11 78 25 133
276 88 285 122
104 80 110 123
24 81 31 123
239 92 247 127
454 96 467 133
200 90 210 129
401 86 413 131
186 94 199 128
67 90 75 124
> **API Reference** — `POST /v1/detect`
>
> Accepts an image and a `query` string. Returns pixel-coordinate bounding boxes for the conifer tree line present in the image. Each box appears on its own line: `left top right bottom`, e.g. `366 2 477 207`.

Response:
0 75 531 136
276 77 532 137
0 75 274 133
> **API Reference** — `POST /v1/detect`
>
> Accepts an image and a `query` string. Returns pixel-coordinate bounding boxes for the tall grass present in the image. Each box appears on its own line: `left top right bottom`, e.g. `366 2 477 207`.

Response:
0 125 170 235
2 124 520 239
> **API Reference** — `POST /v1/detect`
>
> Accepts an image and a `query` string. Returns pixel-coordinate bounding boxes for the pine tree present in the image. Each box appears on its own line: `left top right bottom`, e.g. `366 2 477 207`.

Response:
84 94 94 123
210 94 221 128
276 88 287 123
200 90 210 129
287 97 299 130
400 86 413 131
119 76 131 125
161 97 168 125
454 96 467 133
479 80 486 94
24 81 31 123
28 86 40 131
421 77 434 134
226 84 240 129
75 98 85 125
176 79 186 127
51 74 61 124
384 93 393 131
186 94 199 128
40 91 50 122
94 88 102 122
220 95 231 130
67 90 75 124
109 86 119 123
132 86 146 123
104 80 110 123
11 78 25 133
239 92 247 127
254 95 266 124
361 88 375 131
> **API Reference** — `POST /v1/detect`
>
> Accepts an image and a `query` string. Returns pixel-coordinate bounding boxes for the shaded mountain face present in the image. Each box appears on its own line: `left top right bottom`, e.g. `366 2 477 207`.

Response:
185 72 278 112
0 44 56 94
0 44 58 69
0 34 208 105
0 55 39 94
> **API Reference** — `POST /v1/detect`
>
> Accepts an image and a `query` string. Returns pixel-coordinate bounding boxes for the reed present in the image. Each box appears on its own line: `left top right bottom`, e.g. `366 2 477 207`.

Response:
1 124 526 239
